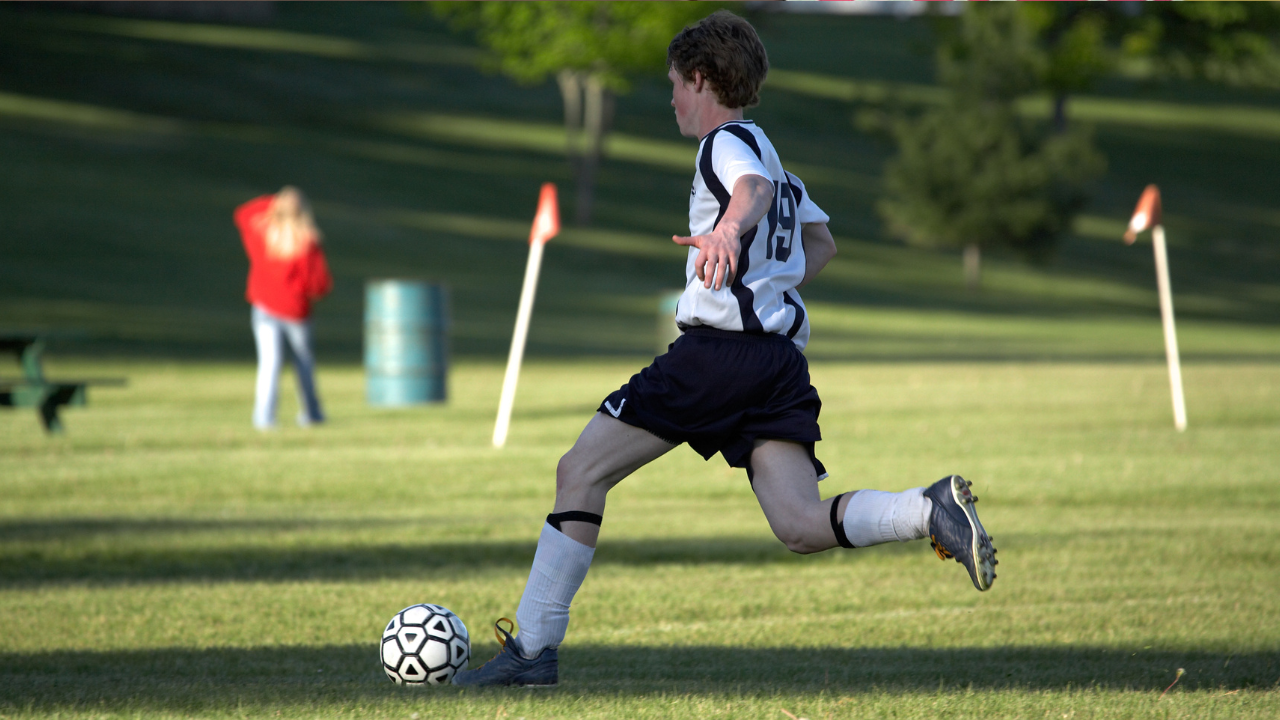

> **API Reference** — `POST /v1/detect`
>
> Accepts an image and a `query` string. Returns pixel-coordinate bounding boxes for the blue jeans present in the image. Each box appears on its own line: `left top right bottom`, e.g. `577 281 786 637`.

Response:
252 305 325 429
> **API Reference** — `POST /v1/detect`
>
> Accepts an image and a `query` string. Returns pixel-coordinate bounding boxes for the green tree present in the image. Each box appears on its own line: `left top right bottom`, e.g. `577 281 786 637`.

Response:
1018 2 1280 132
432 2 715 225
1017 3 1114 133
876 2 1280 288
878 5 1105 290
1124 2 1280 88
879 102 1104 290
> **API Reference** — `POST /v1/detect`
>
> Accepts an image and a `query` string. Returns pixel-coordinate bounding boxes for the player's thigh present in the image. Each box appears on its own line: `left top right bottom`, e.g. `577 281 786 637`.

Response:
749 439 823 532
557 413 676 496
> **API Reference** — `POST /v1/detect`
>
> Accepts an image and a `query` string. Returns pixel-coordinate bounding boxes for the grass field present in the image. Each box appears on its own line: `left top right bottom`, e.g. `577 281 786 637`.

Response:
3 3 1279 718
2 358 1279 718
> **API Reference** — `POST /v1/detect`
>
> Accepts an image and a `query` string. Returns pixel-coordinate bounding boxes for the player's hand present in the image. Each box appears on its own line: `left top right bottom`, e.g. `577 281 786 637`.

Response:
672 228 739 291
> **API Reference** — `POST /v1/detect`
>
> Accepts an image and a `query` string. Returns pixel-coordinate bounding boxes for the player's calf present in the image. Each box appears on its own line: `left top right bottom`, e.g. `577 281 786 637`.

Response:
829 487 932 549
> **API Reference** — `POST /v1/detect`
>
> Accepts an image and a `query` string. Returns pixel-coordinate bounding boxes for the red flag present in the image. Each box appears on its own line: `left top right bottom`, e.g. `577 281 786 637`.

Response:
1124 185 1162 245
529 183 560 246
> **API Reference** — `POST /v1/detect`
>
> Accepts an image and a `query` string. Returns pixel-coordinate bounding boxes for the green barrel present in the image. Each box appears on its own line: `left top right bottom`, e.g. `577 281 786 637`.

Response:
365 280 448 406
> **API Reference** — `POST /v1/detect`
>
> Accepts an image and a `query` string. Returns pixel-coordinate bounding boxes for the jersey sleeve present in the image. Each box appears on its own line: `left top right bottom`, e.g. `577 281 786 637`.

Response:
784 171 830 225
712 133 770 194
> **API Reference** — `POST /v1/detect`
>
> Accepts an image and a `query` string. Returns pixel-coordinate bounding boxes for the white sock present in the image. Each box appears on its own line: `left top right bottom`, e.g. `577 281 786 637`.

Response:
841 488 931 547
514 523 595 659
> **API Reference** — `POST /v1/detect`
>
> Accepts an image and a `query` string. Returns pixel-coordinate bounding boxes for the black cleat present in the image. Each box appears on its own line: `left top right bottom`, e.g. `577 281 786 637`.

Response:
924 475 997 591
452 618 558 688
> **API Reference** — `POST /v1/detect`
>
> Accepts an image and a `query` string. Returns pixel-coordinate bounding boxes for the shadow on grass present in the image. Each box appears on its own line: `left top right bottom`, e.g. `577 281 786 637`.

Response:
1 643 1276 710
0 520 925 585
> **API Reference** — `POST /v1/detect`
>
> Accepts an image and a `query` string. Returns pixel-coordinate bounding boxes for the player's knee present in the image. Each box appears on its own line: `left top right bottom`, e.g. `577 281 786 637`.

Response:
555 451 598 496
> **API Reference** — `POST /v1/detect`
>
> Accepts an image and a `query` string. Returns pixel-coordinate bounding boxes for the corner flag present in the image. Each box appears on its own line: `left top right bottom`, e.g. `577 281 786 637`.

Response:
1124 184 1186 432
493 184 560 448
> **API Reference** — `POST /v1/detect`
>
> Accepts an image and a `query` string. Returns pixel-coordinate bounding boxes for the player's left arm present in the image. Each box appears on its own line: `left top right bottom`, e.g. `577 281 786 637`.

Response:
796 222 836 290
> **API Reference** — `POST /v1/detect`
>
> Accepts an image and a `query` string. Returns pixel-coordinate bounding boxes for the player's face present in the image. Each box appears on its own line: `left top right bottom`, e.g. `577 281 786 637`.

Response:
669 66 698 138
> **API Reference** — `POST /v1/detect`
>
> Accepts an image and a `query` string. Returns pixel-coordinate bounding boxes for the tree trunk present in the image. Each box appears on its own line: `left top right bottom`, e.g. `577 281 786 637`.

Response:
1052 92 1068 134
963 243 982 291
575 72 614 226
557 69 583 180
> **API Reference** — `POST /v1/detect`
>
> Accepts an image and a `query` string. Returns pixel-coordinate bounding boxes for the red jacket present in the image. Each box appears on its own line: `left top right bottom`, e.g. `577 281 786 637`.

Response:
235 195 333 321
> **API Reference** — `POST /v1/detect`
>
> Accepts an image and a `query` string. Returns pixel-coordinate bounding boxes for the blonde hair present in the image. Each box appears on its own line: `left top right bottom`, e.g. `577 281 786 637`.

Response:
265 187 321 260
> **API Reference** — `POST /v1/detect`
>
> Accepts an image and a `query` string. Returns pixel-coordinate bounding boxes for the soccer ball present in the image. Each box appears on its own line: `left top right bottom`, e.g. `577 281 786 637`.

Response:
381 604 470 686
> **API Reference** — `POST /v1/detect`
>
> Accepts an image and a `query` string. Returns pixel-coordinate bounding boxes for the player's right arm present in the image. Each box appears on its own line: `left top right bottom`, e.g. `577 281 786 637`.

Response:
672 174 772 291
797 222 835 290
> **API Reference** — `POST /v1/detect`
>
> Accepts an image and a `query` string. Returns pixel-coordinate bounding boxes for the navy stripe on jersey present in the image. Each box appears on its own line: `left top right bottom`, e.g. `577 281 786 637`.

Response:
720 124 768 332
699 130 732 230
700 125 764 333
781 290 805 339
733 226 764 333
784 170 804 208
722 123 762 161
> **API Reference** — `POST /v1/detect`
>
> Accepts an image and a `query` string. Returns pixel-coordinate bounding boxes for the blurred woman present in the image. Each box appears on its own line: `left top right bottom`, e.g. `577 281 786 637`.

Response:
234 186 332 429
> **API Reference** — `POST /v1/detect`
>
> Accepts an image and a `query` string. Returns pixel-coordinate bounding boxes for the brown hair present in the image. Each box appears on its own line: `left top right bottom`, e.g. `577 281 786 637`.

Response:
667 10 769 110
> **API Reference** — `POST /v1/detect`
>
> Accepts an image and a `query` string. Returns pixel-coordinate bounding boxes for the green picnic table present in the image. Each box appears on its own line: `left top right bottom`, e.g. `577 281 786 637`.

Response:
0 334 126 433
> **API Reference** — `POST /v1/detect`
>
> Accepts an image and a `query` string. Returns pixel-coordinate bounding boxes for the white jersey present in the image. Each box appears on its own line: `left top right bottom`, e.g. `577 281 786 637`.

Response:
676 120 829 351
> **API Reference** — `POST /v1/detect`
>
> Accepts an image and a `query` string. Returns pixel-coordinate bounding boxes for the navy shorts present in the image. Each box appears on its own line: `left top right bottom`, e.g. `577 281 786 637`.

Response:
598 326 827 480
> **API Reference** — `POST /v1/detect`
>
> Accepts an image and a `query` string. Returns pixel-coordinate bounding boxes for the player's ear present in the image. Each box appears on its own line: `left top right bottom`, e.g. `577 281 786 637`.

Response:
692 70 705 93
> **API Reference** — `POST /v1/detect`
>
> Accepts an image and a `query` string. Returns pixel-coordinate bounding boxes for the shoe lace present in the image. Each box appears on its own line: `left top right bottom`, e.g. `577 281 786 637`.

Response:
930 534 953 560
466 618 516 672
494 617 515 648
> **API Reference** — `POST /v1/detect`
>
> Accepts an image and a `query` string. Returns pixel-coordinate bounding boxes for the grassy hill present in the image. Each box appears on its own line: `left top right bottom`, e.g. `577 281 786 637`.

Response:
1 2 1277 362
2 7 1278 718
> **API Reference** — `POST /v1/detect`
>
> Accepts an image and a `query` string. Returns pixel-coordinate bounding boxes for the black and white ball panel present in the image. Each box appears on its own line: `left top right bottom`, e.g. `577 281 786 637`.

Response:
383 613 401 639
381 604 470 687
449 614 469 641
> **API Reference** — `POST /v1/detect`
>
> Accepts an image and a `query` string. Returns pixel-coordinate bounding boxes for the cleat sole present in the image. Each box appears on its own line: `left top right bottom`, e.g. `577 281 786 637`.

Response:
950 475 996 591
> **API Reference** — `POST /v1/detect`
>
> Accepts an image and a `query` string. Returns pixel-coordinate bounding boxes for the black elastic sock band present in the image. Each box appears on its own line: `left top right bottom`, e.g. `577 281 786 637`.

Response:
546 511 603 532
829 492 855 549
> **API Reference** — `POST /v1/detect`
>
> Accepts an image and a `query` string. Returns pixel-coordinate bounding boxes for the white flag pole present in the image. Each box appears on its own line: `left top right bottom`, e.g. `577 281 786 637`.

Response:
493 184 559 448
1151 224 1187 432
493 239 546 448
1125 184 1187 432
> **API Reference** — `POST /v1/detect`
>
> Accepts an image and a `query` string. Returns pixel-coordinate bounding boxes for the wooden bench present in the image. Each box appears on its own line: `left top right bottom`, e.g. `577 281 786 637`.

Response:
0 335 126 433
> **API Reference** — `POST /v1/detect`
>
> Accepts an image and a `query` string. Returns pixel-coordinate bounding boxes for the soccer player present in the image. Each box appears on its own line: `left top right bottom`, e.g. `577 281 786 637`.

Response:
454 11 996 688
